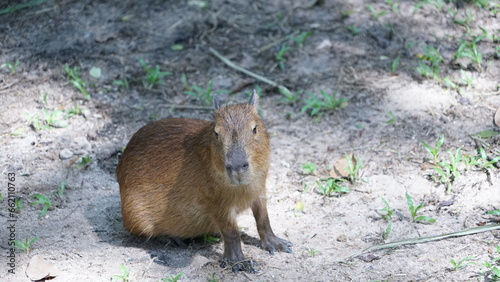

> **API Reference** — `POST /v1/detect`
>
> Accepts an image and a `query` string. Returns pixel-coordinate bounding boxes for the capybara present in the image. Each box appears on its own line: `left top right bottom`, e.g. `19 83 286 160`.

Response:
116 91 292 272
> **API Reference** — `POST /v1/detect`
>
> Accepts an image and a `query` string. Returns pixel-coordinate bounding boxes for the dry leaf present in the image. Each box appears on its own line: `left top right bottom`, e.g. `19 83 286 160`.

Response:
494 105 500 127
330 153 356 179
26 255 59 281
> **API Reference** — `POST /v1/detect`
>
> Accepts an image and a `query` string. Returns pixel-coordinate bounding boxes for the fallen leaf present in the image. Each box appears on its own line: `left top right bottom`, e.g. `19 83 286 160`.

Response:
494 106 500 127
330 153 355 179
26 255 59 281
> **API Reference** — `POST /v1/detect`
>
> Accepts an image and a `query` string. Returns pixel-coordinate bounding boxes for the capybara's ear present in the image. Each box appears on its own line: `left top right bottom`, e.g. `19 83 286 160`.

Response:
214 95 222 110
249 89 259 110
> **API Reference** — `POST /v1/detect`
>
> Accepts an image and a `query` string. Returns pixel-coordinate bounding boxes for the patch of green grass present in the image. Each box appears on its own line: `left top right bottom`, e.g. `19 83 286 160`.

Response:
345 153 364 184
481 246 500 281
112 264 134 282
27 109 68 131
137 58 172 89
302 162 317 175
162 272 184 282
30 194 52 218
477 147 500 170
279 88 302 104
183 80 228 106
113 78 129 90
290 31 313 48
416 45 443 81
301 90 347 120
203 234 220 244
405 193 435 223
64 65 90 100
1 60 20 73
346 26 361 36
367 5 388 19
316 179 350 196
13 237 39 254
304 248 319 257
450 256 476 271
275 45 289 70
0 0 48 15
455 36 483 71
422 135 445 163
434 148 462 193
77 155 92 170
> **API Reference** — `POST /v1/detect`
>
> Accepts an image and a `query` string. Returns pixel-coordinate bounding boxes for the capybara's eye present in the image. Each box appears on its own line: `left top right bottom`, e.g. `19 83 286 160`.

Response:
252 125 257 135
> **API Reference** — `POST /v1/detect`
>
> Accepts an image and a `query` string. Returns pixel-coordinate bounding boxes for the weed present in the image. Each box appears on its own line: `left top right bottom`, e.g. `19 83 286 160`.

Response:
481 246 500 281
452 8 475 34
487 209 500 216
390 56 400 72
279 88 302 104
275 45 289 70
1 60 20 73
385 0 399 13
367 5 388 19
183 80 228 106
450 256 476 271
30 193 52 218
380 198 395 221
301 90 347 119
137 58 171 89
455 37 483 71
414 0 445 13
65 104 84 119
58 178 66 198
385 111 396 124
28 109 68 131
14 237 39 254
291 31 313 48
15 197 23 213
405 193 435 223
0 193 3 202
203 234 220 244
346 26 361 36
64 65 90 99
77 155 92 170
477 147 500 170
416 45 443 81
382 220 392 240
208 273 219 282
422 135 445 163
434 148 462 193
112 264 134 282
162 272 184 282
345 153 363 184
316 179 350 196
302 162 317 175
461 152 480 173
304 248 319 257
113 78 129 90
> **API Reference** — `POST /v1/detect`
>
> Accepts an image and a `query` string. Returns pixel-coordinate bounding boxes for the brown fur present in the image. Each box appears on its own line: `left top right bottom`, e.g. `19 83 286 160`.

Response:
116 92 292 272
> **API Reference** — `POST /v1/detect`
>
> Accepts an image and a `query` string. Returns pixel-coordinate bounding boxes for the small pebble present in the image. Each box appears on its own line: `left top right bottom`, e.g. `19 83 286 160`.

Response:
59 149 74 159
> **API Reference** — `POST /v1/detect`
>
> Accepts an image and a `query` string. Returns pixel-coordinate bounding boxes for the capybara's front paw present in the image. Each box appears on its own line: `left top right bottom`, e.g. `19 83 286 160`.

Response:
261 235 293 255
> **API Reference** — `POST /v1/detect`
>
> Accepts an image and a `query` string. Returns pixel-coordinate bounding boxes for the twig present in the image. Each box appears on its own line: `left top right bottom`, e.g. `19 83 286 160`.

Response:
335 224 500 263
208 47 292 96
257 31 300 53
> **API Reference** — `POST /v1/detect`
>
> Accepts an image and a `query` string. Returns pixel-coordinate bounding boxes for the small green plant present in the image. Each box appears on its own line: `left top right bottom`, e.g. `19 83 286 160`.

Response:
380 198 395 220
434 148 462 193
137 58 171 89
28 109 68 131
65 104 84 119
422 135 445 163
58 178 66 198
455 36 483 71
183 80 225 106
477 147 500 170
14 237 39 254
346 26 361 36
162 272 184 282
405 193 435 223
77 155 92 170
113 78 129 90
414 0 445 13
279 88 302 104
64 65 90 99
30 194 52 218
0 193 3 202
112 264 134 282
301 90 347 119
304 247 319 257
207 273 219 282
2 60 20 73
275 45 289 70
481 246 500 281
462 153 480 172
291 31 313 48
316 179 350 196
385 0 399 12
385 111 396 124
15 197 23 213
302 162 316 175
345 153 363 184
367 5 388 19
450 256 476 271
390 55 400 72
487 209 500 216
203 234 220 244
416 45 443 81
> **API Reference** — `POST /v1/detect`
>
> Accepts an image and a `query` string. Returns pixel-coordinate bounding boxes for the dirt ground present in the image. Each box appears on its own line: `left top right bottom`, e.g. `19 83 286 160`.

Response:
1 0 499 281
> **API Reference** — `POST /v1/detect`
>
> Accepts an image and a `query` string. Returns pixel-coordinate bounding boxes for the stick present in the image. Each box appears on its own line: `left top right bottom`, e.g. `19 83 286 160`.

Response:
208 47 292 96
335 224 500 263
